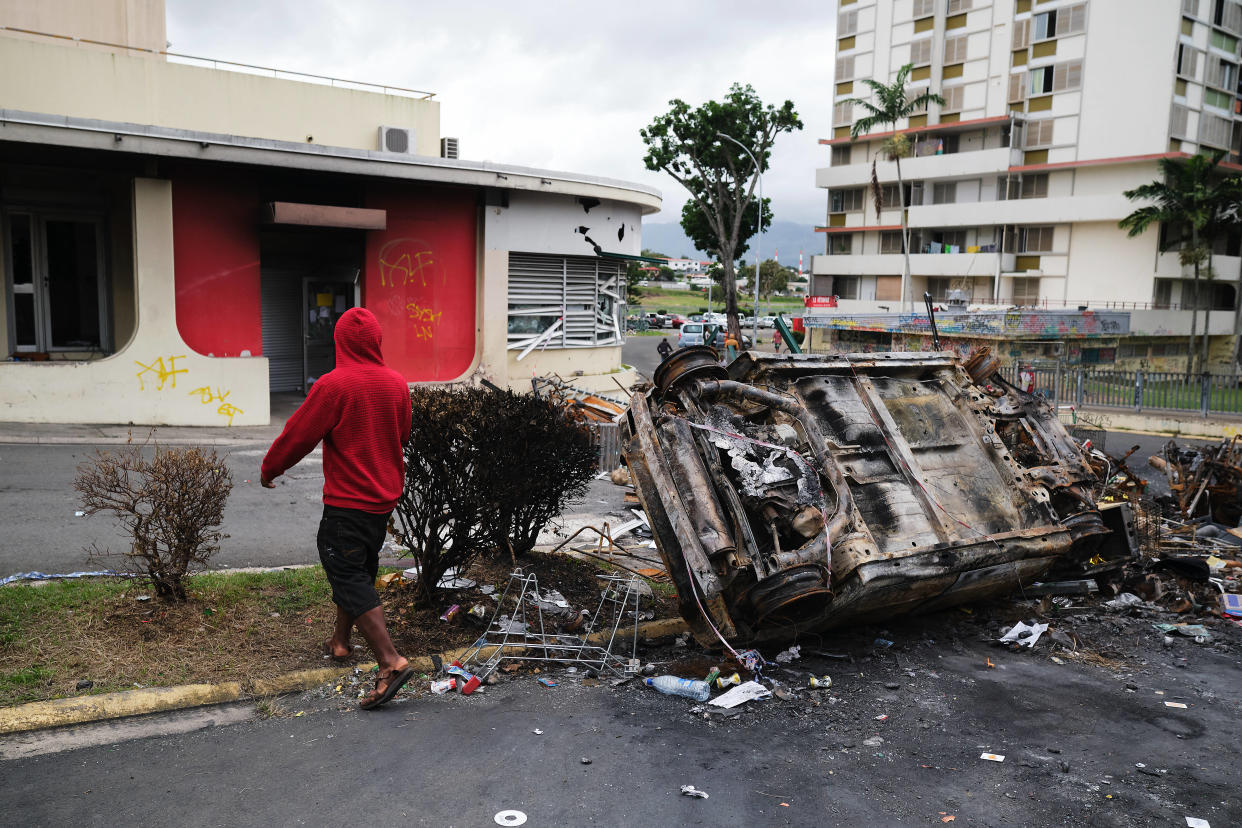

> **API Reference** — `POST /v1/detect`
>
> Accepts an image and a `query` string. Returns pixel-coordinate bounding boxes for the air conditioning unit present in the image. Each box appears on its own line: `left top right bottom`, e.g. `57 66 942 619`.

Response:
378 126 415 154
440 137 459 159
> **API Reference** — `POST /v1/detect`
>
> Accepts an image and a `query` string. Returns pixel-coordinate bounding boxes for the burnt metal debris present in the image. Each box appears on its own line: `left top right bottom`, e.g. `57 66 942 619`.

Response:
620 346 1119 647
1149 437 1242 525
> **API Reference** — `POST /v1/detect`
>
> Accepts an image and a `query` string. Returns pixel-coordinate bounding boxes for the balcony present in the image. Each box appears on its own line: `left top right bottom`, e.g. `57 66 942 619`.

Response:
812 251 1016 277
817 147 1015 189
909 194 1135 228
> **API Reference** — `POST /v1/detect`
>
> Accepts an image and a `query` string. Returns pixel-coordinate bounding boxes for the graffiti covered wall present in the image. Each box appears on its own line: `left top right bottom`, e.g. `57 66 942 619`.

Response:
364 185 478 382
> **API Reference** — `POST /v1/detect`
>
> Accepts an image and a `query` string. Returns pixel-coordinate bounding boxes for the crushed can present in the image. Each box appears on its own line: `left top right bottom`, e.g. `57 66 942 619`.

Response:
715 672 741 689
809 675 833 688
440 604 461 622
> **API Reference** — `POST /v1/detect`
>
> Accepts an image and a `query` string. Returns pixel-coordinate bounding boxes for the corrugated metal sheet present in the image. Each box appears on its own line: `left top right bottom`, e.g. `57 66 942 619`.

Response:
261 269 303 393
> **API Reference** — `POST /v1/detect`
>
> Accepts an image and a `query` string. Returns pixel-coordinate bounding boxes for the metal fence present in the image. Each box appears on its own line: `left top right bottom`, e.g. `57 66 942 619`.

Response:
1000 365 1242 417
594 422 623 471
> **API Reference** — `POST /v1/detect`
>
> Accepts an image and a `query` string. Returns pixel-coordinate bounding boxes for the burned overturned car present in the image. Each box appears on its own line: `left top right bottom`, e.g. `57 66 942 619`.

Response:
620 347 1113 647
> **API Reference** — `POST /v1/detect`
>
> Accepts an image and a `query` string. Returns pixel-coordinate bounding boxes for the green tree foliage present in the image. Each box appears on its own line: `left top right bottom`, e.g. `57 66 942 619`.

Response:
843 63 943 310
657 266 677 282
738 259 794 299
1120 151 1242 372
641 83 802 341
625 262 645 300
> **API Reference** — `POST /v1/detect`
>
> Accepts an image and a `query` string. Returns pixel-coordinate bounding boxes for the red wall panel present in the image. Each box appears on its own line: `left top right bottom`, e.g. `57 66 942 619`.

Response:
364 185 477 381
171 174 262 357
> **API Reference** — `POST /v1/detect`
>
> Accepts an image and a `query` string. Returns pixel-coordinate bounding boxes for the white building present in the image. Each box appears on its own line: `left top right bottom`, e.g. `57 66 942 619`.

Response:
813 0 1242 370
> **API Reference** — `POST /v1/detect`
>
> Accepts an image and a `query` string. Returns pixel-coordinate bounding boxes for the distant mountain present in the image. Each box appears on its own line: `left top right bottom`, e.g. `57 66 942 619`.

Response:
640 221 822 269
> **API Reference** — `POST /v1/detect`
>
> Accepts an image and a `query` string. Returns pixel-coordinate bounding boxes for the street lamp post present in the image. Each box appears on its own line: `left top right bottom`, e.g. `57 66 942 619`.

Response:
716 132 762 349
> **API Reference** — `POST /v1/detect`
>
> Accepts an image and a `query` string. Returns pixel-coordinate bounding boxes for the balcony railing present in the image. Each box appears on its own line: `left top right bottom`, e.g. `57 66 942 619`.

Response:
802 309 1130 338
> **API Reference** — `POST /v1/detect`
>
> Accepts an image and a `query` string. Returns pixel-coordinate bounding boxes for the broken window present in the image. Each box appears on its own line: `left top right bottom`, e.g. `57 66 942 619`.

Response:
507 253 624 350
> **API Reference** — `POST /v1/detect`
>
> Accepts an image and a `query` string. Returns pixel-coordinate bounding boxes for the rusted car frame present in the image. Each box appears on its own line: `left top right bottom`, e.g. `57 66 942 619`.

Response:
621 347 1110 646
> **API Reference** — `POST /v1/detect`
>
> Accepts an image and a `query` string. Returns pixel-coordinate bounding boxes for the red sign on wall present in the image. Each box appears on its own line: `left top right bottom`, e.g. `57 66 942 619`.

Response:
364 185 478 383
804 295 838 308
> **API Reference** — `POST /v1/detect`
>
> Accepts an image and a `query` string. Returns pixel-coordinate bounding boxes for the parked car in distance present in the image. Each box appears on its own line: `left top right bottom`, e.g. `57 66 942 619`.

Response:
678 322 706 347
643 312 664 329
703 312 727 325
688 313 705 323
758 316 776 328
670 314 687 328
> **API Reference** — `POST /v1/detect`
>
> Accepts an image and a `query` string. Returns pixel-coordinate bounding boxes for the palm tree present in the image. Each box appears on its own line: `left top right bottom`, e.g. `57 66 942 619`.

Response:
844 64 943 311
1120 151 1242 374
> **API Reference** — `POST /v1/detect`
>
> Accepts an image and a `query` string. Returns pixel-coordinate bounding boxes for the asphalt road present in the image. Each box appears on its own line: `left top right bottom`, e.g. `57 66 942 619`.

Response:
4 608 1239 827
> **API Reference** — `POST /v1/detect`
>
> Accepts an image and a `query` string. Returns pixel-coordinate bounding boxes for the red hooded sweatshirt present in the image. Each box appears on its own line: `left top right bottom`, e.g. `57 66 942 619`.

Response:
261 308 412 513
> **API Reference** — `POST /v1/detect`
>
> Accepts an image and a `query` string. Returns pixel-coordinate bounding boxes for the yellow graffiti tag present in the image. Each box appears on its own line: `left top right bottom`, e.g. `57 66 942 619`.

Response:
405 302 444 341
216 402 244 426
188 386 242 425
380 249 435 287
135 355 188 391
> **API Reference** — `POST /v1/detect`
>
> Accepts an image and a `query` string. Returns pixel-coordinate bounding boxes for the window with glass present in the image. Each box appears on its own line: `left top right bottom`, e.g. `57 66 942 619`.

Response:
1012 278 1041 305
1210 29 1238 51
833 276 860 300
880 231 905 254
932 181 958 204
827 234 853 255
4 211 109 353
832 145 852 166
829 188 865 212
1019 225 1055 252
1020 173 1049 198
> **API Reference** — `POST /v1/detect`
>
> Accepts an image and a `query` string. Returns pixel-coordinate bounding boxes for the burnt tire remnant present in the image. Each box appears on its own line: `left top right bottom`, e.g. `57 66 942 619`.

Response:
621 347 1112 647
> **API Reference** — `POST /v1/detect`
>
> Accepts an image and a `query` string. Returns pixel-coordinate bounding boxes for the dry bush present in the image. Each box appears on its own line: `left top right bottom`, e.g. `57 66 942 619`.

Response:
392 387 597 607
75 445 233 601
483 389 597 556
392 388 498 608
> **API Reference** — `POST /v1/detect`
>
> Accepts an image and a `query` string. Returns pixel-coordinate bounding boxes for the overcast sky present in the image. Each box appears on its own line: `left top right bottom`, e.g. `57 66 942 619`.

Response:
165 0 836 228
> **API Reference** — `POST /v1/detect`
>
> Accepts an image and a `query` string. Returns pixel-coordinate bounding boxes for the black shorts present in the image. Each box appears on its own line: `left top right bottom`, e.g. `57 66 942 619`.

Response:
316 505 391 618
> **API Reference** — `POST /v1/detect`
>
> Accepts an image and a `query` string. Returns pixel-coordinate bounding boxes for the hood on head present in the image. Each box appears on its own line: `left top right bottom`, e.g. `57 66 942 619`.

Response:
334 307 385 366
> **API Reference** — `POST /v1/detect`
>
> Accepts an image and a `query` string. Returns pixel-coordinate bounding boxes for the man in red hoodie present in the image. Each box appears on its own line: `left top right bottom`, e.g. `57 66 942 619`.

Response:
261 307 415 709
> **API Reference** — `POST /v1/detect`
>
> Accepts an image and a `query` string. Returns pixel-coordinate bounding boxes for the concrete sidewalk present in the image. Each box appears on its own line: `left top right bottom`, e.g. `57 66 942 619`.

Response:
0 393 302 446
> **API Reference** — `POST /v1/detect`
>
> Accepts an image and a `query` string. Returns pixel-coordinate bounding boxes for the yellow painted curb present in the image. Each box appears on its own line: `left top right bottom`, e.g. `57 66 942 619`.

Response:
0 618 692 735
0 681 243 735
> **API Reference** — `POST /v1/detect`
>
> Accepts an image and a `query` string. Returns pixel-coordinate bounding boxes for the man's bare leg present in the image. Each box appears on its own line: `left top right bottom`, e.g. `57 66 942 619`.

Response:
354 606 408 672
355 606 410 706
324 606 354 658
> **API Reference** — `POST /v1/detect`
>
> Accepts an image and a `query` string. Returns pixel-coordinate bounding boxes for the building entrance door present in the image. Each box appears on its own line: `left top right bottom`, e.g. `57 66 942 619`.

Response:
302 274 359 393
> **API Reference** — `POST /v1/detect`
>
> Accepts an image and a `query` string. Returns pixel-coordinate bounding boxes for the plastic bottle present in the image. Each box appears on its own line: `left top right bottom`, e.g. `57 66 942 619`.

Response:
644 675 711 702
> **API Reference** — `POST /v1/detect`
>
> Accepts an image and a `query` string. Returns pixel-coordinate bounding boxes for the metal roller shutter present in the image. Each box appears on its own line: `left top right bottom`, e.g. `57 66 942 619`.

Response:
261 268 303 392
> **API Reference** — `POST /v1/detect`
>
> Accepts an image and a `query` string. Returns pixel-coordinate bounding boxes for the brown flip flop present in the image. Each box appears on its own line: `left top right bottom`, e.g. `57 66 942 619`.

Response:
360 665 415 710
321 641 354 662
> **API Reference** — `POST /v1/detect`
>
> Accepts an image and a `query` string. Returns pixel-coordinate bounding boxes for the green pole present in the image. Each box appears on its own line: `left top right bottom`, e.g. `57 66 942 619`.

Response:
774 315 801 354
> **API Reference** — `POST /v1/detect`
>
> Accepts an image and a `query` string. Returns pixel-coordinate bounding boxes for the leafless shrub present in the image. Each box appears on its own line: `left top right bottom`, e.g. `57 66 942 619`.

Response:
74 445 233 601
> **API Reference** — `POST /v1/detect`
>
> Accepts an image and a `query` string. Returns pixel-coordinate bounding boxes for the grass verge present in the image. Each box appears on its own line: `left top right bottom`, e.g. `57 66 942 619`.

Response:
0 553 677 707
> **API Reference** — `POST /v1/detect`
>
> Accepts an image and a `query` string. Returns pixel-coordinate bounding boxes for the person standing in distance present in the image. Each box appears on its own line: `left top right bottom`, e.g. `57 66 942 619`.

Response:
657 336 673 361
261 307 415 710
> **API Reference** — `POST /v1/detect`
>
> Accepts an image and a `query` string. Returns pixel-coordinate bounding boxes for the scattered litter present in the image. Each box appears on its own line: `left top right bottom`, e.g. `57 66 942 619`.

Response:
1184 817 1211 828
708 680 772 709
537 677 559 688
808 675 832 688
439 604 461 623
941 817 956 824
1104 593 1144 611
580 757 592 765
430 678 456 695
862 736 884 747
680 785 709 799
980 753 1005 762
1222 593 1242 618
774 645 801 664
1153 622 1211 643
998 621 1049 648
772 685 794 701
0 569 134 586
873 638 894 649
532 728 544 735
480 585 497 596
715 672 741 689
74 511 85 517
493 810 527 826
1164 701 1188 709
874 714 889 721
375 572 401 589
1025 580 1098 596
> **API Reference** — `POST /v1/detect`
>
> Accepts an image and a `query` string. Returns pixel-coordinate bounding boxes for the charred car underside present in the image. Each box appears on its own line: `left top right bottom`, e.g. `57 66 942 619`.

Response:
621 347 1113 647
